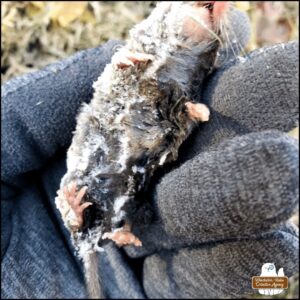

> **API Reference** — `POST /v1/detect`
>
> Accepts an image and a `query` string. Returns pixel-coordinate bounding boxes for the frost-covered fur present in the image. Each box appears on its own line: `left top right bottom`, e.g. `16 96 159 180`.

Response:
55 1 228 298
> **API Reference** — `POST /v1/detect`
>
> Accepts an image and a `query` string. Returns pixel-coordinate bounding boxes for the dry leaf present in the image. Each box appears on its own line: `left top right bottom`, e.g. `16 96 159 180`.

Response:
2 6 17 28
26 3 44 18
235 1 250 12
288 127 299 139
30 2 44 9
79 8 96 24
255 2 294 46
48 1 88 27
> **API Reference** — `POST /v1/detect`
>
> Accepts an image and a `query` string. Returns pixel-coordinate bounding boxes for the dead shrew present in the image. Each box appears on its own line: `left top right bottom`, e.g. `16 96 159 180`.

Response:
55 1 230 298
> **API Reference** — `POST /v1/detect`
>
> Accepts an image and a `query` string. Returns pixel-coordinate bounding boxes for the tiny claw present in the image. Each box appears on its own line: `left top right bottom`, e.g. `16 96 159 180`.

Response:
119 57 135 67
113 49 154 69
128 52 154 63
69 182 77 196
78 202 93 214
63 185 70 198
75 186 88 205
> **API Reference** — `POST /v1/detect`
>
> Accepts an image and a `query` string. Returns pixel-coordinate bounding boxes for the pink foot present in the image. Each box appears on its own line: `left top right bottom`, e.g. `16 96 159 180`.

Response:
185 102 210 122
102 224 142 247
56 182 92 231
112 49 154 68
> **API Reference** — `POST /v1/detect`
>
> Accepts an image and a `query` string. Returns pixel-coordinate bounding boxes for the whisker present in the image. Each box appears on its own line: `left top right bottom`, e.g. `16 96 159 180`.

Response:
219 20 229 60
223 22 238 59
219 17 234 62
229 22 249 59
186 13 224 47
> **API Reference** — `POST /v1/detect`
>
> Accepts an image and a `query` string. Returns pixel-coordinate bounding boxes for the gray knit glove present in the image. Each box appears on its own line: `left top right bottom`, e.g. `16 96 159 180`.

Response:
119 40 299 298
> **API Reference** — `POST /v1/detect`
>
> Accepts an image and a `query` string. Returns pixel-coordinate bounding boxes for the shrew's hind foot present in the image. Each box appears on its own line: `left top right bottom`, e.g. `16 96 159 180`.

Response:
55 182 92 232
102 224 142 247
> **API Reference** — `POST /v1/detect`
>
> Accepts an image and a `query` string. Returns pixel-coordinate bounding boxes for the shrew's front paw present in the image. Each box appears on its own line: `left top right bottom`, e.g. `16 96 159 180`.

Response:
55 182 92 232
112 49 154 68
185 102 210 122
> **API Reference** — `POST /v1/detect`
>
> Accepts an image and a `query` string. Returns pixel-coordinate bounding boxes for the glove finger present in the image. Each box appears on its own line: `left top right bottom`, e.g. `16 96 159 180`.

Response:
124 131 298 258
183 41 298 159
123 218 299 259
153 131 298 243
209 40 299 133
143 222 299 298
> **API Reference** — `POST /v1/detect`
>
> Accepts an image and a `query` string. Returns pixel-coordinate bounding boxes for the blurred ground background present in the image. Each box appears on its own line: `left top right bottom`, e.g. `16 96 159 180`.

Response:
1 1 299 83
1 1 299 299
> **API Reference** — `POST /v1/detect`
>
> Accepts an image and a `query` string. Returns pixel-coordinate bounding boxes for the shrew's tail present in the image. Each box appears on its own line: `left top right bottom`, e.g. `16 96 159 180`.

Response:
83 251 104 299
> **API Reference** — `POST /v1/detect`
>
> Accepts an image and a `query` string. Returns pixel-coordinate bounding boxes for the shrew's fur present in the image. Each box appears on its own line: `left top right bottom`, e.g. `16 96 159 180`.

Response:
56 1 227 298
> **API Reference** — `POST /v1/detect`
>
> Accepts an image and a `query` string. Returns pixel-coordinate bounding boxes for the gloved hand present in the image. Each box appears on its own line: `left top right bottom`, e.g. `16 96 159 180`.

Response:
125 40 299 298
1 9 298 300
